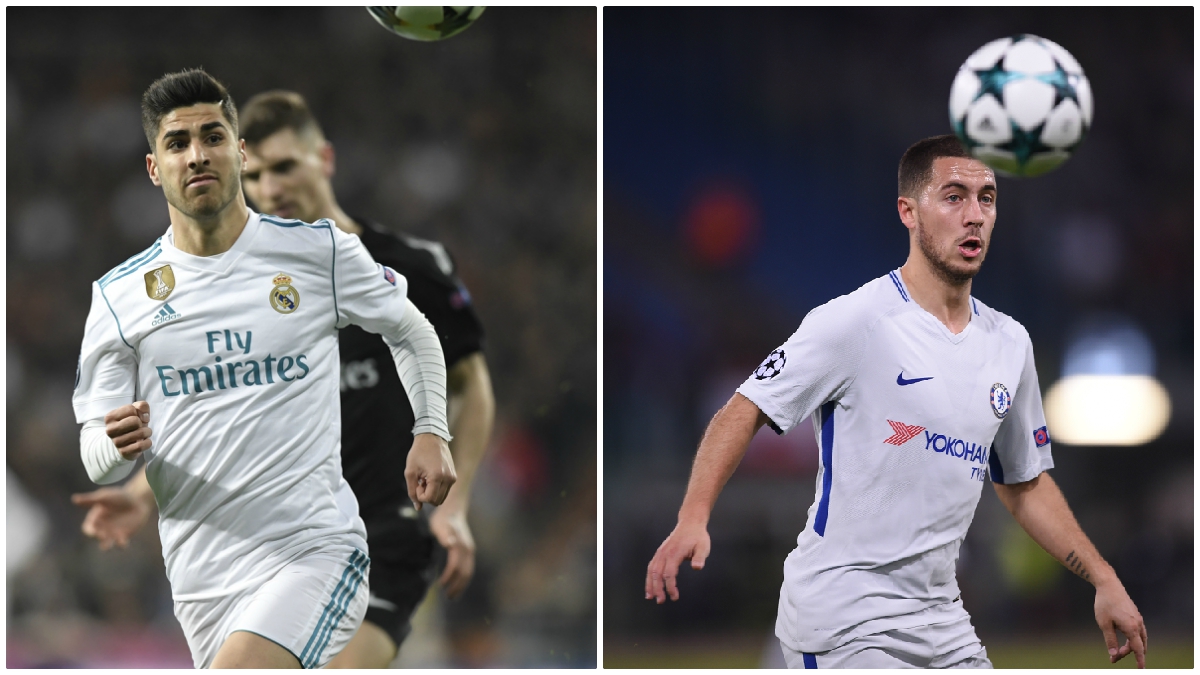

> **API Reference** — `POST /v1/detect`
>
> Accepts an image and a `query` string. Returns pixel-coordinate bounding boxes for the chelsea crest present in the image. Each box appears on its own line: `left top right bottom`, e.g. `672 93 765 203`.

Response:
269 273 300 314
989 382 1011 419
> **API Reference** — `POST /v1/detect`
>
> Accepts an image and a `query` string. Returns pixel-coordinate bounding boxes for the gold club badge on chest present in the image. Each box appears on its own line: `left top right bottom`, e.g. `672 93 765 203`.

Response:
144 265 176 300
269 272 300 314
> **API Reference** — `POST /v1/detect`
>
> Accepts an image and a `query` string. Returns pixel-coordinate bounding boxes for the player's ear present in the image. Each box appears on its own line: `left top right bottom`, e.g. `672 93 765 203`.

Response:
146 153 161 187
897 196 918 231
321 140 336 179
237 138 248 172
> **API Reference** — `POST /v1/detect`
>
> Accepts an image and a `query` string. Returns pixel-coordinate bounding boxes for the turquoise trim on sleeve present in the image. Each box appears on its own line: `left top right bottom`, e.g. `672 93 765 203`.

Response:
99 240 162 289
327 223 339 328
98 285 133 350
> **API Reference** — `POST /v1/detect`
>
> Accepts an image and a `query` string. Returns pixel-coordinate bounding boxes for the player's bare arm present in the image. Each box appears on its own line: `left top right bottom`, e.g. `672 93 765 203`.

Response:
431 351 495 598
72 466 155 550
646 392 769 604
993 472 1147 668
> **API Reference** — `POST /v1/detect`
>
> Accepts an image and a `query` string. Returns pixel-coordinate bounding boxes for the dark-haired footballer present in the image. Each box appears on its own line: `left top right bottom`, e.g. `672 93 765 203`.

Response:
70 69 457 669
72 87 494 669
645 136 1148 669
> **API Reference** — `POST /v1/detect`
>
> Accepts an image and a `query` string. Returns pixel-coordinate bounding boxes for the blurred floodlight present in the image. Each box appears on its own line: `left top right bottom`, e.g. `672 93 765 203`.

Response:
1061 318 1155 376
1046 316 1169 446
1044 375 1170 446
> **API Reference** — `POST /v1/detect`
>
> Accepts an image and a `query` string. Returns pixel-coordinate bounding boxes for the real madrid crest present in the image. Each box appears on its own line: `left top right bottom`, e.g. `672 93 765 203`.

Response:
269 272 300 314
144 264 175 300
989 382 1011 419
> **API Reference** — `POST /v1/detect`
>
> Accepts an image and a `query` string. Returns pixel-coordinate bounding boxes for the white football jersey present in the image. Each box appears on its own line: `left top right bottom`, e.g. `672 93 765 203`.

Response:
737 269 1053 654
72 210 410 601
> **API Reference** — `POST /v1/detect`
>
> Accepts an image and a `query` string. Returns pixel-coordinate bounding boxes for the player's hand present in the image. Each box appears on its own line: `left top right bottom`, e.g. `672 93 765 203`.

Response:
645 519 711 604
104 401 153 461
70 487 152 550
1094 578 1147 668
430 508 476 599
405 433 456 510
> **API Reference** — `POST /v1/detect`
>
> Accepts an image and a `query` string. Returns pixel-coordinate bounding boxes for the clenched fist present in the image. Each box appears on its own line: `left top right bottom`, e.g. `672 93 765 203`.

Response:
405 433 456 510
105 401 153 461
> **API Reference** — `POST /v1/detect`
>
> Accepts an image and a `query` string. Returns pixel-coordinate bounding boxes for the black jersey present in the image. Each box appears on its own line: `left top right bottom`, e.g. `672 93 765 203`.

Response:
339 219 485 518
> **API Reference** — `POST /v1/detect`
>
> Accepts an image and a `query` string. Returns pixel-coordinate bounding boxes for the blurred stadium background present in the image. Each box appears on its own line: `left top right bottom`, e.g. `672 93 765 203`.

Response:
604 7 1191 669
7 7 595 668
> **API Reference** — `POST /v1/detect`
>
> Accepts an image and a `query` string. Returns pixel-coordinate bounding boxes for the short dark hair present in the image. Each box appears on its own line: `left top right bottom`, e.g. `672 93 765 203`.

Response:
240 90 325 145
897 135 973 198
141 68 238 151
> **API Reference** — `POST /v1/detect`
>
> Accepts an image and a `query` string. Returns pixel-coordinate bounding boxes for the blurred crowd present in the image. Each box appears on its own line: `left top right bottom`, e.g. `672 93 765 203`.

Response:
603 6 1192 658
7 7 595 668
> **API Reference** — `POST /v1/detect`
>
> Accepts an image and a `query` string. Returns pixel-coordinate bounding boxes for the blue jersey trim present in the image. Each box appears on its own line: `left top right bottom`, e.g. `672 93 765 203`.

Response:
971 297 980 316
814 400 836 536
260 215 331 231
327 223 339 328
99 286 133 350
299 549 368 668
99 241 163 289
988 449 1005 484
803 653 818 669
888 270 909 302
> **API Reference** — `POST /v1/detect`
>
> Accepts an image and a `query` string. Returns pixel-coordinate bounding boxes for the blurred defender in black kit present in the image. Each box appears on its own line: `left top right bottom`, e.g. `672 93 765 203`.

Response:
71 91 495 669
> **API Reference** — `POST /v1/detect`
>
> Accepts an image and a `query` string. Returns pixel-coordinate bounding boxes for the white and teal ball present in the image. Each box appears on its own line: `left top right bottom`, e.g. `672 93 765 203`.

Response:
949 34 1093 178
366 6 486 42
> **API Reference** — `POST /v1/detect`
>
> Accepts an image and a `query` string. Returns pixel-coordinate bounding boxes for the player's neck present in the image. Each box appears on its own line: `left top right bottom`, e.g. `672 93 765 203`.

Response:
899 261 973 335
169 196 251 257
316 201 362 236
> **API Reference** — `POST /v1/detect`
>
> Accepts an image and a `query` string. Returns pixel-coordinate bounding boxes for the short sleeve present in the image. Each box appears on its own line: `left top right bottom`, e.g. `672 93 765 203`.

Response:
736 303 867 435
72 283 138 423
332 224 410 339
988 334 1054 484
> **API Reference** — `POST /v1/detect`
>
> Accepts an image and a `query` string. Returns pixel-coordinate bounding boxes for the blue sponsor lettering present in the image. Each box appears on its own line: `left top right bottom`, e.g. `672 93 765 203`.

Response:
922 429 990 465
157 366 180 397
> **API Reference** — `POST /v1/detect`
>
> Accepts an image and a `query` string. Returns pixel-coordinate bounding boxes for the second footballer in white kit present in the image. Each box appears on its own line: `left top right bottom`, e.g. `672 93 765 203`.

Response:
645 136 1148 669
72 69 457 669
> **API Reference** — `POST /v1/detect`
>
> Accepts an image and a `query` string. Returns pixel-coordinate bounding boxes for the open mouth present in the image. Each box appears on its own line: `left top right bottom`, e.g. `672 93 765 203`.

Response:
958 237 982 259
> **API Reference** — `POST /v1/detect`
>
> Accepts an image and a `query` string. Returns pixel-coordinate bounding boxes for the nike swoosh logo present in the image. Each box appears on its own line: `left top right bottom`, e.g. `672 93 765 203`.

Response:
897 372 935 386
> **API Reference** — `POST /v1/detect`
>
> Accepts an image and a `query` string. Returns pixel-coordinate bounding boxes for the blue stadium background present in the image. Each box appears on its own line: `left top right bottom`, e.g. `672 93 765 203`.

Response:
604 7 1192 668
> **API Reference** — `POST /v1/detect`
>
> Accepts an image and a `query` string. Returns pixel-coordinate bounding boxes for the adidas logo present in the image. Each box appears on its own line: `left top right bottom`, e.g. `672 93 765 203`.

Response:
151 302 182 327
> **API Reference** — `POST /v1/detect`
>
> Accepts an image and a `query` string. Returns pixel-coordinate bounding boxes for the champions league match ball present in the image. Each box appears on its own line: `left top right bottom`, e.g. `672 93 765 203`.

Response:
949 34 1093 178
366 6 486 41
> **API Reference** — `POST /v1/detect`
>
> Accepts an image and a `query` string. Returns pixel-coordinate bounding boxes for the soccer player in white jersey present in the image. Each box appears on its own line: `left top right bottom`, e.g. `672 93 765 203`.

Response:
72 68 457 669
645 136 1148 669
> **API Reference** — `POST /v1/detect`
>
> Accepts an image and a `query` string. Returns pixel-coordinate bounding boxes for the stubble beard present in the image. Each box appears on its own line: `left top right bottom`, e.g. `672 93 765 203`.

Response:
163 172 240 224
915 215 982 288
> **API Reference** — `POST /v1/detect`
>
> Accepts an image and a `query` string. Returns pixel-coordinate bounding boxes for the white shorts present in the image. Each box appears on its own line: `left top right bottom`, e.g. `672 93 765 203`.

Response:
781 601 992 669
174 546 370 668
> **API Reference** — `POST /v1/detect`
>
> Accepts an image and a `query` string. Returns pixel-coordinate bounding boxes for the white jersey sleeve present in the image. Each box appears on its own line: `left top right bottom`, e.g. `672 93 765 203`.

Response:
330 223 451 440
72 283 138 423
988 330 1054 484
736 301 869 435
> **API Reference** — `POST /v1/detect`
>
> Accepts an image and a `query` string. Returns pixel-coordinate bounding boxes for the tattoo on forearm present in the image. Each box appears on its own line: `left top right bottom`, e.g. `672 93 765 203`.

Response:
1064 550 1091 581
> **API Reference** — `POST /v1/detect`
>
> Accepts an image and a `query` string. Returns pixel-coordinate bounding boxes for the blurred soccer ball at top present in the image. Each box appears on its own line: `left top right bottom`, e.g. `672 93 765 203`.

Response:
367 6 485 41
949 34 1093 178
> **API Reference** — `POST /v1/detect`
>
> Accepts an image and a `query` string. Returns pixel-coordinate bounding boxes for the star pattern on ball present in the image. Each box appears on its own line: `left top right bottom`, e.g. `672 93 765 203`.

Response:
998 121 1053 167
970 63 1021 106
1036 64 1079 110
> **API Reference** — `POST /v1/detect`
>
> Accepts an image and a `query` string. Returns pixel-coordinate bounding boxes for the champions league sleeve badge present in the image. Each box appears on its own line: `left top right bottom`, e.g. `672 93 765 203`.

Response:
269 272 300 314
989 382 1012 419
381 265 397 286
144 265 175 300
753 348 786 381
